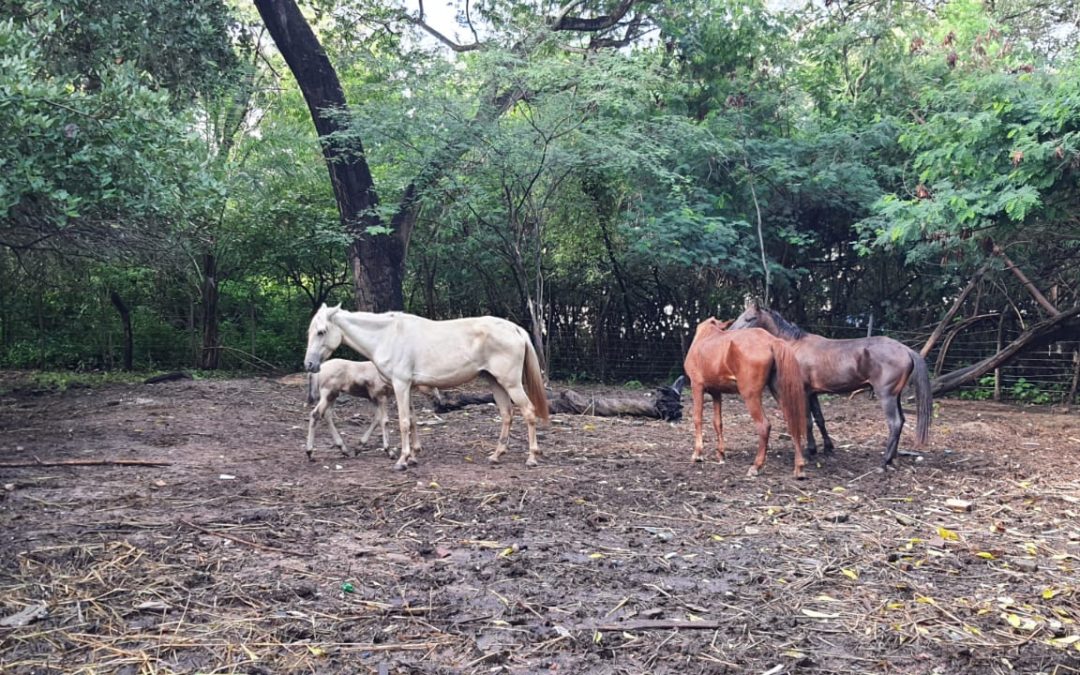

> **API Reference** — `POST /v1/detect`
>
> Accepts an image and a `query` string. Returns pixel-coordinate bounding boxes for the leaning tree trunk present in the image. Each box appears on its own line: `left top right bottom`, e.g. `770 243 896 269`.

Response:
932 306 1080 395
108 290 133 371
253 0 403 311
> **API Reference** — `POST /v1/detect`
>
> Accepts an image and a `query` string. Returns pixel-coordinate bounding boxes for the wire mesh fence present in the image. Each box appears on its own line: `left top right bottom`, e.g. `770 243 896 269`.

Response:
2 312 1077 405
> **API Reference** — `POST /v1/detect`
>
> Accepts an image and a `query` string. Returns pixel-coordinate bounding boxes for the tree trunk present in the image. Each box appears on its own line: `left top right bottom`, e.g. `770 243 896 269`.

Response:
253 0 403 311
200 252 220 370
109 290 133 371
993 244 1060 317
920 263 988 357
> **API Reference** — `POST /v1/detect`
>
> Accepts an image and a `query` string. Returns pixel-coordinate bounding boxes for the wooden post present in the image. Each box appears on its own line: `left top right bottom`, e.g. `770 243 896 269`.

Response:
994 310 1006 401
1069 349 1079 406
109 290 133 371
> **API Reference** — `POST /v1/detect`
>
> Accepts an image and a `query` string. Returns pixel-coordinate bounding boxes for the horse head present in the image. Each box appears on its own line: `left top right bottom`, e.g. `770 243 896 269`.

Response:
304 304 343 373
729 302 763 331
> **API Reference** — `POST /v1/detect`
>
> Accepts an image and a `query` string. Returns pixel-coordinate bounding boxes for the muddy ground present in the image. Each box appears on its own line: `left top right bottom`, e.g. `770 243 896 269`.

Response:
1 374 1079 674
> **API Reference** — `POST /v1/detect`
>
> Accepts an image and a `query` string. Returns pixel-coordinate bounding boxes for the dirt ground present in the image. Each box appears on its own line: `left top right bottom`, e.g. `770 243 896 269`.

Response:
1 374 1079 675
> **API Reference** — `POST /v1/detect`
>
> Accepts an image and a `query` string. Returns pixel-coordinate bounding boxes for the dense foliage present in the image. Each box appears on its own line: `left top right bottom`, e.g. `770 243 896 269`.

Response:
0 0 1077 392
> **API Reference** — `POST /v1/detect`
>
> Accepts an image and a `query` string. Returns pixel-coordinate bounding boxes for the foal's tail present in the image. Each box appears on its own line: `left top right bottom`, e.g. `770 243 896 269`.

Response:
306 373 319 406
523 340 550 422
770 341 807 451
909 348 932 447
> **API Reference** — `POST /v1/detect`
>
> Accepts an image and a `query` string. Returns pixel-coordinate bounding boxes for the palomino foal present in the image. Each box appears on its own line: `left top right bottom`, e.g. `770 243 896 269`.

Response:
306 358 393 460
304 305 550 470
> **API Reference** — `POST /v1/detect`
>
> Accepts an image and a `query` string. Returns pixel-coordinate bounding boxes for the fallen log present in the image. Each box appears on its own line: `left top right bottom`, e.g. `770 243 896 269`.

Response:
0 458 172 468
592 619 723 631
434 385 684 421
144 371 193 385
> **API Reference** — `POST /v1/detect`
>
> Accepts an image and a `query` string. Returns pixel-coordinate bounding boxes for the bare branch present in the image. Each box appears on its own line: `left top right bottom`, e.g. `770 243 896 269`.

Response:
408 1 482 52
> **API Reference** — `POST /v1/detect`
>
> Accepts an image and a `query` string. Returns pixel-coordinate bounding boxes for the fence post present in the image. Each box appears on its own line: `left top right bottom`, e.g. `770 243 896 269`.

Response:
994 311 1006 402
866 313 874 337
1069 348 1079 406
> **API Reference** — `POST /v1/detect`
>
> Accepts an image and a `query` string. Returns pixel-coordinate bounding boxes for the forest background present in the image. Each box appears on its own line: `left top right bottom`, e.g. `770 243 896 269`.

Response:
1 0 1078 402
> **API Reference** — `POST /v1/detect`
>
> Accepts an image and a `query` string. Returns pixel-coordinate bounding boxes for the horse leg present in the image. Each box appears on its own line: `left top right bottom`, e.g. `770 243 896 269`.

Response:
742 392 771 478
486 379 514 465
306 400 325 461
711 396 725 463
356 397 386 455
879 392 904 469
804 394 817 456
392 382 414 471
690 383 706 463
504 383 539 468
324 407 349 457
375 396 391 457
408 405 421 465
810 393 835 453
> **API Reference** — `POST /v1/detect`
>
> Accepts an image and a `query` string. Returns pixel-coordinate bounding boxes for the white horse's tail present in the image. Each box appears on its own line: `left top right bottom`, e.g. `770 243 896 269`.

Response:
523 341 550 422
306 373 319 406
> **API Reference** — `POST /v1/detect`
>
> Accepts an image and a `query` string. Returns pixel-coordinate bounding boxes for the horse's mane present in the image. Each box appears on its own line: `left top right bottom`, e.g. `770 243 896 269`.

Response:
764 309 806 339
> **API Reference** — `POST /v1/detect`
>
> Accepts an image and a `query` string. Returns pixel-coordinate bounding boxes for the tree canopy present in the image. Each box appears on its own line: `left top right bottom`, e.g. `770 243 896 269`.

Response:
0 0 1077 395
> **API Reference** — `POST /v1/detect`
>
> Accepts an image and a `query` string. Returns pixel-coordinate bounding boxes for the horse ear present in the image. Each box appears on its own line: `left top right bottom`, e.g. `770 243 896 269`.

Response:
327 304 341 317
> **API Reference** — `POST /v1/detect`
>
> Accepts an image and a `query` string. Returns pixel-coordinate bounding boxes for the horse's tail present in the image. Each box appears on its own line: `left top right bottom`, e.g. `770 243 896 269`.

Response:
909 347 932 447
523 340 550 422
307 373 318 406
770 340 807 451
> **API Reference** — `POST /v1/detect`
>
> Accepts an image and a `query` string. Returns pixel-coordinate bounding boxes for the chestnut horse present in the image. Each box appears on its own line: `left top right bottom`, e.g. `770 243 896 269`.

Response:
683 318 809 478
729 302 931 468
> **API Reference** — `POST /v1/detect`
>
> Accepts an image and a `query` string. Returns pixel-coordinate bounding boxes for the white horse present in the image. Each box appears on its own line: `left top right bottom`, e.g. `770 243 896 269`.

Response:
304 304 550 470
306 359 392 460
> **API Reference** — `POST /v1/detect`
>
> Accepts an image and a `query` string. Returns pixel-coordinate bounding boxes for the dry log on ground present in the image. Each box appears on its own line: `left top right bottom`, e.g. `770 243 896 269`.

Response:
434 385 684 421
144 372 193 385
0 458 172 468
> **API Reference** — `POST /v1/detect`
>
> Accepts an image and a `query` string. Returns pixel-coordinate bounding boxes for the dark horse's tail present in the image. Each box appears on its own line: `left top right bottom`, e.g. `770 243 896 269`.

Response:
769 341 807 452
909 348 932 447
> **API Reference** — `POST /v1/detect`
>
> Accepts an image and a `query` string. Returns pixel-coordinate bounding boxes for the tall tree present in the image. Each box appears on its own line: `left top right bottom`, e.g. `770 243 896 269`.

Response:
253 0 664 311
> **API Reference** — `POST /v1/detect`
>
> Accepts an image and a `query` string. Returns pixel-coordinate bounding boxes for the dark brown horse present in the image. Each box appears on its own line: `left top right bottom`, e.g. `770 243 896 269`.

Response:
683 318 809 479
729 302 931 468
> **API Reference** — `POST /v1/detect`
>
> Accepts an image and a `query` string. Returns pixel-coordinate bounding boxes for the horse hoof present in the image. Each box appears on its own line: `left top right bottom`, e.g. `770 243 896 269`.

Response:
794 470 806 480
691 455 703 463
746 467 759 478
305 451 314 462
525 458 538 468
488 454 500 464
392 462 408 472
